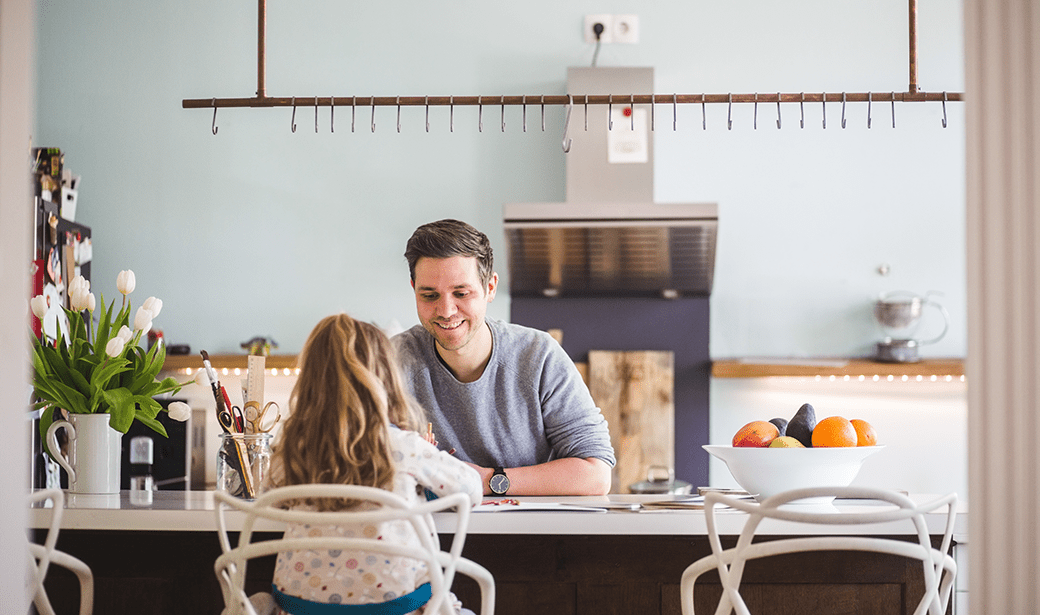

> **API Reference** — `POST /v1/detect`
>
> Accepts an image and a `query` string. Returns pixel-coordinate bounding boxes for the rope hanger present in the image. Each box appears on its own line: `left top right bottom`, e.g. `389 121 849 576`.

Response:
187 0 963 145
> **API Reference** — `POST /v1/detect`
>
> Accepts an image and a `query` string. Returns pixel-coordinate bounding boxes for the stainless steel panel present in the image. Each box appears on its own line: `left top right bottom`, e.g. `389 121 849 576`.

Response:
566 67 654 203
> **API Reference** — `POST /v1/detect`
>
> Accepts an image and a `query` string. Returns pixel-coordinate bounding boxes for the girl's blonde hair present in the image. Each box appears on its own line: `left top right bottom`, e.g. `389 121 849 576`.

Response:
270 313 424 501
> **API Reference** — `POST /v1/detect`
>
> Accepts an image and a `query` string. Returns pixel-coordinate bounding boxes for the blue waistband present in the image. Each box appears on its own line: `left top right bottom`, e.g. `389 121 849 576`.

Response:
271 582 432 615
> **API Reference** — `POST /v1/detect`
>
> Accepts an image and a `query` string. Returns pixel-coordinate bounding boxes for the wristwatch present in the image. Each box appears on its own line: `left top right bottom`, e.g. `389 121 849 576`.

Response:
489 467 510 495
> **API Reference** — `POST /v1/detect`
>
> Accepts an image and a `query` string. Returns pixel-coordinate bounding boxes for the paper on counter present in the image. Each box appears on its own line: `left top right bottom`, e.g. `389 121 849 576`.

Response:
474 499 612 513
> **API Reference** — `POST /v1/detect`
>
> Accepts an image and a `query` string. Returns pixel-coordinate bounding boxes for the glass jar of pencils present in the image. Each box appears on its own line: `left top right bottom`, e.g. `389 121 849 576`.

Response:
216 433 272 500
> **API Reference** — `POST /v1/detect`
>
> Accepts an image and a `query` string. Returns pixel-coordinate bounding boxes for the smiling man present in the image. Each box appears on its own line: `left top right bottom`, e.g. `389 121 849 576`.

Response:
392 219 615 496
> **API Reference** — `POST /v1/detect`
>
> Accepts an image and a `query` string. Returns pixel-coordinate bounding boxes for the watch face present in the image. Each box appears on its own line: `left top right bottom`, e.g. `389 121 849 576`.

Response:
490 472 510 495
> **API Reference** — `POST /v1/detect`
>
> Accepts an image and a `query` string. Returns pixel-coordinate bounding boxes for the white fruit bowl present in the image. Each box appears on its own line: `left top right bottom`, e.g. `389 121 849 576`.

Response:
703 444 885 503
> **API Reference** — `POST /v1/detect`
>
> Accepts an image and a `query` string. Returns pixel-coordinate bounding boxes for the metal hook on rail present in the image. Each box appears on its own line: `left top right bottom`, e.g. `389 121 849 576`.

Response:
841 92 847 129
727 93 733 130
522 95 528 133
211 98 218 135
630 94 635 131
450 95 454 133
608 94 613 131
776 92 782 129
941 91 948 128
501 95 506 132
822 92 827 129
799 92 805 129
753 93 759 130
867 92 872 129
315 96 319 133
540 95 546 132
478 97 483 133
651 94 655 132
331 96 335 133
562 94 574 153
425 96 430 133
291 97 297 133
673 93 678 131
397 96 402 133
891 93 896 128
702 95 706 130
584 96 589 131
371 96 376 133
351 97 356 133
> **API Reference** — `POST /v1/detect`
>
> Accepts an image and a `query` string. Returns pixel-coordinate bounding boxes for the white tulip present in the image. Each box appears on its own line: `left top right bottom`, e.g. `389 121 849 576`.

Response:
105 336 126 358
68 275 89 297
70 289 95 312
167 401 192 422
116 325 133 343
133 306 153 334
142 296 163 319
30 295 47 319
193 369 210 388
116 270 136 295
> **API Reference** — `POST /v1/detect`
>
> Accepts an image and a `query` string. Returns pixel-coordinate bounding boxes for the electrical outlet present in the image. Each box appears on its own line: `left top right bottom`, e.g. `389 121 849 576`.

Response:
613 14 639 44
584 14 614 44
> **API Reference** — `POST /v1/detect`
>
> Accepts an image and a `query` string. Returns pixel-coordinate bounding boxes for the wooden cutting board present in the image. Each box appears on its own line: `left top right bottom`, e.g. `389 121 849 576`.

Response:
588 350 675 494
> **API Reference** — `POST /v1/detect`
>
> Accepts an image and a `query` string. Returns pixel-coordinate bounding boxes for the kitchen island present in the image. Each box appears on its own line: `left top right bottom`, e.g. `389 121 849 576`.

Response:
29 491 966 614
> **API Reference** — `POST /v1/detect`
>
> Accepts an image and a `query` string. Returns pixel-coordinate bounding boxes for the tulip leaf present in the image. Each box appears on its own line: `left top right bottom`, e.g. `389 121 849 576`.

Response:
102 387 136 433
38 406 60 461
134 396 162 420
90 356 129 393
38 378 89 415
133 412 167 438
93 294 113 356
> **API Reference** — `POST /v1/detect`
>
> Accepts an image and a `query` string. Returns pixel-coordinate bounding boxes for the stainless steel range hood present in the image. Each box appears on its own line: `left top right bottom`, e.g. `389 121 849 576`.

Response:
503 202 718 298
503 67 718 298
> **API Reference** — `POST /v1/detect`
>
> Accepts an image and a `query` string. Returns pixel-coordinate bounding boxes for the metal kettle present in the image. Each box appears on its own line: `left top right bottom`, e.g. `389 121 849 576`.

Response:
873 290 951 363
628 465 693 495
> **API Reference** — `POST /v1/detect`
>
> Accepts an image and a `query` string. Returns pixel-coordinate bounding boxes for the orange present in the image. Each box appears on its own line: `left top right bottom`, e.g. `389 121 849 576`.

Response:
732 420 780 447
811 416 858 447
850 419 878 447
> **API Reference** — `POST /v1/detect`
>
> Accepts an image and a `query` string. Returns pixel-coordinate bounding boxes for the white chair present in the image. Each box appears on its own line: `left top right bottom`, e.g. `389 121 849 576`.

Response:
214 485 495 615
27 489 94 615
680 487 957 615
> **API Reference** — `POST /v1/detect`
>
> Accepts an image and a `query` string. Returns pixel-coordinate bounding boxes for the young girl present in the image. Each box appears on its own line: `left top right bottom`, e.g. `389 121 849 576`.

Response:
265 313 483 614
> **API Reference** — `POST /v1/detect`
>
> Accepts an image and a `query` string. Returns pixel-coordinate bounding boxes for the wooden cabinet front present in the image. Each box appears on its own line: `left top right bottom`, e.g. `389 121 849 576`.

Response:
40 530 949 614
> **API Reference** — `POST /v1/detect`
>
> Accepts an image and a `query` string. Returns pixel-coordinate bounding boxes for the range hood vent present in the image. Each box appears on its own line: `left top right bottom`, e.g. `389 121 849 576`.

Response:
503 202 718 298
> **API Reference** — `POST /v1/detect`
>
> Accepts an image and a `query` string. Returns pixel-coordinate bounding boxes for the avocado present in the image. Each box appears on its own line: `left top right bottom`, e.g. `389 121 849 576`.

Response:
787 403 817 448
768 418 788 437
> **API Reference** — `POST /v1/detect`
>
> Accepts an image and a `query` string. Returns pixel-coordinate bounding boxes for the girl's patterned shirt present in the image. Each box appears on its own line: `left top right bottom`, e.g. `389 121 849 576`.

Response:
272 425 483 612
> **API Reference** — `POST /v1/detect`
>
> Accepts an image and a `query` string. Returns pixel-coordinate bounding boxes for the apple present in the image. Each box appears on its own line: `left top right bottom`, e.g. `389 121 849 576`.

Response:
732 420 780 447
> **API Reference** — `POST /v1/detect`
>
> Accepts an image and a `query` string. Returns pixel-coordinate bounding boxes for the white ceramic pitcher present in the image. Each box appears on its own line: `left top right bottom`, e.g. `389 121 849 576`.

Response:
46 412 123 494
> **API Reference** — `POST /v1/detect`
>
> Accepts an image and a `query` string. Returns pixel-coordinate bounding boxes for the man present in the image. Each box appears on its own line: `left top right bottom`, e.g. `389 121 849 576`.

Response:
392 219 615 496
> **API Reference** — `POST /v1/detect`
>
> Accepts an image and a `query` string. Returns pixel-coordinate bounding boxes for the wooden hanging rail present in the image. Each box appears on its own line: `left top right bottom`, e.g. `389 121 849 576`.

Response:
183 0 961 115
183 92 960 110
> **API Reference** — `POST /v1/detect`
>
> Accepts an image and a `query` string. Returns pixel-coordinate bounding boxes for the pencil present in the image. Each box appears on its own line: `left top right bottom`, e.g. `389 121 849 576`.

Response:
427 422 433 437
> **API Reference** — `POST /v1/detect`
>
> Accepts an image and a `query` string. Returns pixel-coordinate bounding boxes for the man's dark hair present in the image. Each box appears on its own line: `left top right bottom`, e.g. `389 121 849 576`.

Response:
405 219 494 286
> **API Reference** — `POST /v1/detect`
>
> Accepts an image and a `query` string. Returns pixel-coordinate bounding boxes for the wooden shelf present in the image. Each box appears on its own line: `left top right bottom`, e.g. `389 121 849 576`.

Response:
711 358 965 379
162 354 298 372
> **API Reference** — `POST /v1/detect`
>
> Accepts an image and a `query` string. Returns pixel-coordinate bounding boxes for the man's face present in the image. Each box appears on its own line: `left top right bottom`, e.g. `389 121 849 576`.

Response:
412 256 497 353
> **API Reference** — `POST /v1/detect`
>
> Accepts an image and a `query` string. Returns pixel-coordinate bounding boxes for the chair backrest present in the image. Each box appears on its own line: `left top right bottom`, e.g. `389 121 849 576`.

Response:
681 486 958 615
27 489 94 615
214 484 488 615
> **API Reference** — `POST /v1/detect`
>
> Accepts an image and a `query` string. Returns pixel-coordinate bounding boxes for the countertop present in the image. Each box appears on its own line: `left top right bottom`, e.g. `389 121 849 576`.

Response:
28 490 968 538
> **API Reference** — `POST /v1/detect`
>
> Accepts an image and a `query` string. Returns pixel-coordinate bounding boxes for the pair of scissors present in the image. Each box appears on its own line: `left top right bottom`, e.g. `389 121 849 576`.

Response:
218 404 246 433
240 400 281 434
217 408 236 433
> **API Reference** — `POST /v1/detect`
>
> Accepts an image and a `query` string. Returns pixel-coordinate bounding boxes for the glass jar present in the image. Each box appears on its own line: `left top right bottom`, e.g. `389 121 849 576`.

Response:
216 433 272 500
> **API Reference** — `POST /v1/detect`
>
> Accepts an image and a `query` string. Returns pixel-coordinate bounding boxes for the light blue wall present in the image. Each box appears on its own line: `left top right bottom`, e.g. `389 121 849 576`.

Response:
34 0 965 358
